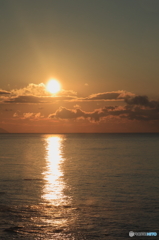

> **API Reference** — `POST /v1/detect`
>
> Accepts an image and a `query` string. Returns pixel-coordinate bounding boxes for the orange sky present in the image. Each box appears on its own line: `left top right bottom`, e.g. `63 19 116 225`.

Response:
0 1 159 133
0 82 159 133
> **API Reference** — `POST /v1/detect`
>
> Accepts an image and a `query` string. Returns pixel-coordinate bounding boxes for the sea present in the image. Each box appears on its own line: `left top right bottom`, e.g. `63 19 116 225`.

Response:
0 133 159 240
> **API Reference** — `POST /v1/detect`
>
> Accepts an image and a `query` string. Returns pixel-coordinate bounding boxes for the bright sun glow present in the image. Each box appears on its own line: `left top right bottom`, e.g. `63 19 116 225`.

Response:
46 79 61 94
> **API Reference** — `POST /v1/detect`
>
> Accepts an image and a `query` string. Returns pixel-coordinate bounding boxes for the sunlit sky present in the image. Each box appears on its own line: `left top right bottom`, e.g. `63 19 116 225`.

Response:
0 0 159 133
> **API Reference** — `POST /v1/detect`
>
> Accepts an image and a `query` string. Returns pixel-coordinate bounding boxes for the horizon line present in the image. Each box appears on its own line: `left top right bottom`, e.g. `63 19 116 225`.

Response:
1 132 159 134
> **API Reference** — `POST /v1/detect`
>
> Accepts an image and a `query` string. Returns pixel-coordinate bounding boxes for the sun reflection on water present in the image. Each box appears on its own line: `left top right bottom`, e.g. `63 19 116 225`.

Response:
42 135 67 205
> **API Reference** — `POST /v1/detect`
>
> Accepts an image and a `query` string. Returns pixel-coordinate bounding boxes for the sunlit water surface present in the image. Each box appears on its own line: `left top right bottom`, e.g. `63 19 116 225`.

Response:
0 133 159 239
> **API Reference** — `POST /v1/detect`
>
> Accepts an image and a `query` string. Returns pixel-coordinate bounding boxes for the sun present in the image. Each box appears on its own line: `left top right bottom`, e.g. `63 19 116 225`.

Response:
46 79 61 94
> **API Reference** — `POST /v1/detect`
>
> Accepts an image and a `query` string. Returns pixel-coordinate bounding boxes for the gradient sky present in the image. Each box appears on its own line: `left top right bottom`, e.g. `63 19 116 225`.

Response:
0 0 159 133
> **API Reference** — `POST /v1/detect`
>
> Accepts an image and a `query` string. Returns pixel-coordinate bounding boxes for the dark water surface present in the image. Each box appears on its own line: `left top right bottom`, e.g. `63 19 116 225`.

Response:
0 133 159 239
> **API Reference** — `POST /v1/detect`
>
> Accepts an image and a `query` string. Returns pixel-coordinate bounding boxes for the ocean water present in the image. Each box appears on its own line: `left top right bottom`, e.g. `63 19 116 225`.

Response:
0 133 159 240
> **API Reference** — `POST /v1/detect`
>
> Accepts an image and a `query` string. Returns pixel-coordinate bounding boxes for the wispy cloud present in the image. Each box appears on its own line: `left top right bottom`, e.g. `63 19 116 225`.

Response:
85 91 135 101
23 112 34 119
1 83 77 103
6 96 42 103
10 83 49 97
10 83 77 97
0 89 10 95
13 112 18 117
5 95 77 103
13 112 44 120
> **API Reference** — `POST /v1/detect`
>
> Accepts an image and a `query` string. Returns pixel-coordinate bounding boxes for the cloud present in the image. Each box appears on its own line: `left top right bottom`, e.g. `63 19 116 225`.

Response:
10 83 49 97
10 83 77 97
59 89 77 96
13 112 43 120
4 95 76 103
25 112 44 120
0 89 10 95
125 95 159 109
23 112 34 119
125 95 149 106
0 83 158 115
0 84 135 104
74 104 81 109
48 95 159 122
13 112 18 117
48 106 121 122
1 83 77 103
5 95 42 103
34 112 42 119
85 91 135 101
1 84 48 103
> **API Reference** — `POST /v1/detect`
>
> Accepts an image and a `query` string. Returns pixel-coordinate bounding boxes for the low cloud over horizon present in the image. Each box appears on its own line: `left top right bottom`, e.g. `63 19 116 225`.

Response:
1 83 159 133
49 95 159 122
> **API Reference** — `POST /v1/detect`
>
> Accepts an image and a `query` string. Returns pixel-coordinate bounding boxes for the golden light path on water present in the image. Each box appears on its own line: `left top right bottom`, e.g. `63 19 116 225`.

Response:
36 136 77 237
42 135 68 206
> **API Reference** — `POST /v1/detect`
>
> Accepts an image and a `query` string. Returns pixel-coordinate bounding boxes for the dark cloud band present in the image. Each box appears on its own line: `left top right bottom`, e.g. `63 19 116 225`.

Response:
49 95 159 122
